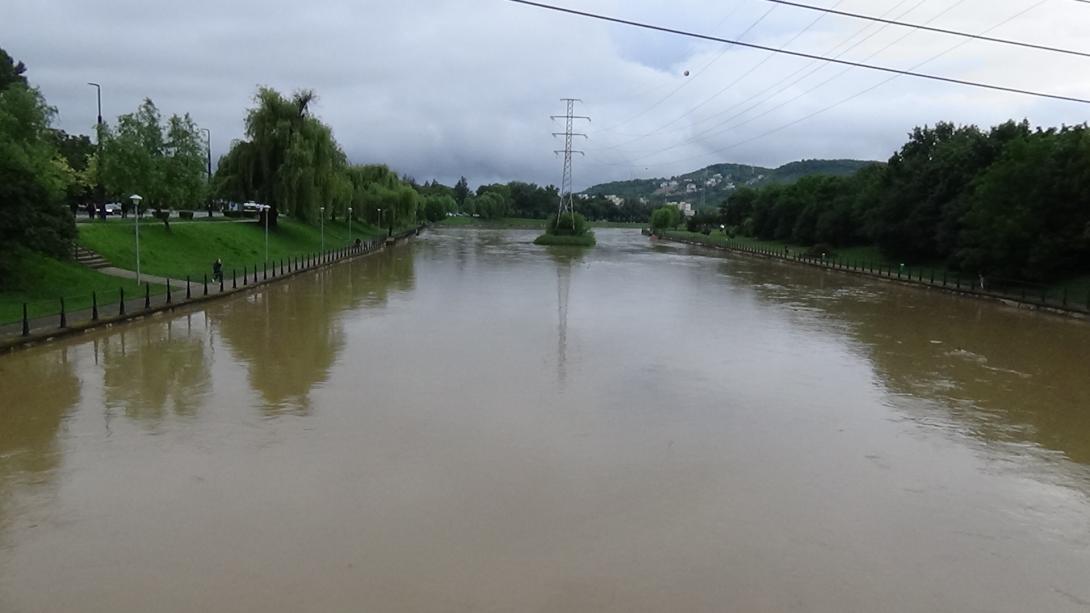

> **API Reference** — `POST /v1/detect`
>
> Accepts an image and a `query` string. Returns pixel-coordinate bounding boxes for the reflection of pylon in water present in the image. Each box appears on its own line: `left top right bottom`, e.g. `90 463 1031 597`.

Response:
556 258 571 386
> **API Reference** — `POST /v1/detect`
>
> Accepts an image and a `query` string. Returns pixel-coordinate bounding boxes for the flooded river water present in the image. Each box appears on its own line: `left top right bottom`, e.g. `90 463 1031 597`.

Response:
1 228 1089 612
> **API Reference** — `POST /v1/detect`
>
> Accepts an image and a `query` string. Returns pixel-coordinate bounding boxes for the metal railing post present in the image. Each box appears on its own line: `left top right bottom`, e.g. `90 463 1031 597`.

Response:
59 298 66 329
22 303 29 336
119 288 125 316
144 284 151 309
92 291 99 320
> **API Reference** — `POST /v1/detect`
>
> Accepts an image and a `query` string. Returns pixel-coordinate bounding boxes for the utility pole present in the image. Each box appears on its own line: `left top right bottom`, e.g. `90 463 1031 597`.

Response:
551 98 589 229
88 83 103 219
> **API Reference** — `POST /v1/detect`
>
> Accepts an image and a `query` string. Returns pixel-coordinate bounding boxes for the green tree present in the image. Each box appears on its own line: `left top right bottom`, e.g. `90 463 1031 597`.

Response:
650 206 680 232
0 59 76 266
453 176 469 209
0 48 27 91
214 87 349 223
476 191 508 219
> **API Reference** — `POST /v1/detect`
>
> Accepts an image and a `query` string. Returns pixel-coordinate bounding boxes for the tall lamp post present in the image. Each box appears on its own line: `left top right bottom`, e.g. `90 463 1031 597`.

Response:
319 206 325 254
377 208 383 236
130 194 143 284
263 204 269 264
87 82 103 217
347 207 353 247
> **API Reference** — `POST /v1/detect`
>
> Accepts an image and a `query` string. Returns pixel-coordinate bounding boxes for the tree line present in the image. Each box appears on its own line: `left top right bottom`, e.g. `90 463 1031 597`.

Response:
705 120 1090 282
213 87 456 229
0 47 80 269
463 181 655 222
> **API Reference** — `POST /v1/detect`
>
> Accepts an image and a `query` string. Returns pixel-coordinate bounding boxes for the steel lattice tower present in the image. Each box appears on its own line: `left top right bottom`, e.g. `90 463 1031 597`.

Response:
551 98 590 227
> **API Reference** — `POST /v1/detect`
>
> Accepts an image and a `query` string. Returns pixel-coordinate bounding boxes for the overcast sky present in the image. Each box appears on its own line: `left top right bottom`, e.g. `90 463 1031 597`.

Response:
5 0 1090 189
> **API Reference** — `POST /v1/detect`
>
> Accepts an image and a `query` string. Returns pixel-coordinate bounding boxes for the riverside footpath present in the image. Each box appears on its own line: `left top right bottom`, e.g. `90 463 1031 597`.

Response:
1 226 426 352
651 230 1090 321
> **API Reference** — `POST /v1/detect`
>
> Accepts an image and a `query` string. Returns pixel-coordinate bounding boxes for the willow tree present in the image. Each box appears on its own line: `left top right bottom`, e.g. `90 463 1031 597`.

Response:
215 87 349 222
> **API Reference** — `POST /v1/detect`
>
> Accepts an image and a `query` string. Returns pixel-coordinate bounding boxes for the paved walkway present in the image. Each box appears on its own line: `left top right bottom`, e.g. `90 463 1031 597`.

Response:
97 266 173 286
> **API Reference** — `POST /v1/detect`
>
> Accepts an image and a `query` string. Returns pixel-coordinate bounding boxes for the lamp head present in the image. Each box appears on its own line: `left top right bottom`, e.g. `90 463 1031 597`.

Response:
129 194 143 203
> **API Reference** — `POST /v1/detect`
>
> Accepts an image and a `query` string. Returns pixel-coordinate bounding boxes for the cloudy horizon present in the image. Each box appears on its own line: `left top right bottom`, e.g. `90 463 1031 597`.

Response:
5 0 1090 190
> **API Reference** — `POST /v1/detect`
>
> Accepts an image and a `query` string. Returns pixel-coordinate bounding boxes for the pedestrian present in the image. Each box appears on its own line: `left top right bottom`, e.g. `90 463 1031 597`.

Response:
212 258 223 283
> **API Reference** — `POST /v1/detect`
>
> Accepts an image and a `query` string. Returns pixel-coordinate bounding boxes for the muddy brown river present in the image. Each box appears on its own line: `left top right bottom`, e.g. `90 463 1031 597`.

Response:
1 228 1089 612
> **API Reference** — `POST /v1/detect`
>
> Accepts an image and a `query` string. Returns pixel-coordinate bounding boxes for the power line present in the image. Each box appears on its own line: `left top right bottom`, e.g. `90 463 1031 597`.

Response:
621 0 978 163
596 3 778 135
765 0 1090 58
591 0 931 158
594 0 848 151
505 0 1090 105
622 1 1053 173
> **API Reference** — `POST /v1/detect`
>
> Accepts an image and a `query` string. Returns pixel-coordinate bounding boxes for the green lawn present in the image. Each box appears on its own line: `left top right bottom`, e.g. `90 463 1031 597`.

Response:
0 248 157 325
79 217 385 280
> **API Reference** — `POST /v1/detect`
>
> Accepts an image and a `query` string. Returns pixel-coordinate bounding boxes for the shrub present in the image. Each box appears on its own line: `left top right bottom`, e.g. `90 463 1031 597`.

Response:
179 211 194 220
545 212 589 236
803 243 836 259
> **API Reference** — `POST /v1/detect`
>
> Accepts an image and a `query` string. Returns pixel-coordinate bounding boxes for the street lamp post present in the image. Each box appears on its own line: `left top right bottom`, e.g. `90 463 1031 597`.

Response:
320 206 325 254
377 208 383 235
264 205 269 264
87 82 102 218
130 194 143 284
347 207 352 247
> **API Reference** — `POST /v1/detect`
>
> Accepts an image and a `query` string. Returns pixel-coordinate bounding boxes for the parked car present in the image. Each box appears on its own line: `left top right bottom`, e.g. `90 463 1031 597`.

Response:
103 202 122 216
242 201 268 213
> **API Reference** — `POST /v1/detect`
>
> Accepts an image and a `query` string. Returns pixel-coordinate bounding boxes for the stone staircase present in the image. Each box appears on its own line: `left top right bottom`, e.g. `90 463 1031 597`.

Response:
74 245 110 269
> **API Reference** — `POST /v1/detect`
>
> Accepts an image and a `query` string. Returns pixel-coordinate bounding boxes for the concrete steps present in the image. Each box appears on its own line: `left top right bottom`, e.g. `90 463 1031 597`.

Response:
74 245 110 269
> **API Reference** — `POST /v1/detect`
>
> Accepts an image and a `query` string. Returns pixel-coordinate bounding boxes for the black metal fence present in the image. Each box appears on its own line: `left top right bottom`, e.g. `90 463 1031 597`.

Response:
663 232 1090 316
4 238 386 339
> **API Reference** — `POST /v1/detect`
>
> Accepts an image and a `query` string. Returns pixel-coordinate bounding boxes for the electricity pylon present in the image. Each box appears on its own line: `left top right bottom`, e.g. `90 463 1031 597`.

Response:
551 98 590 229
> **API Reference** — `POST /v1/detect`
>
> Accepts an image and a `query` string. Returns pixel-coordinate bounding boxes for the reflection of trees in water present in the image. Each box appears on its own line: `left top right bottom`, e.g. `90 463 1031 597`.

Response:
214 249 415 415
0 348 81 535
736 261 1090 466
101 316 212 424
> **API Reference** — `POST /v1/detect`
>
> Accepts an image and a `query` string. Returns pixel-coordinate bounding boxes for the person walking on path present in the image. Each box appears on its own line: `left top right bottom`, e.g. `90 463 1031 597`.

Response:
212 258 223 283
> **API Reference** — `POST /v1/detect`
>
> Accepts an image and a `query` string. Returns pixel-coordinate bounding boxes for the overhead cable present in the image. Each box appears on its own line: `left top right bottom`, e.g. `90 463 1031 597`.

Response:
506 0 1090 105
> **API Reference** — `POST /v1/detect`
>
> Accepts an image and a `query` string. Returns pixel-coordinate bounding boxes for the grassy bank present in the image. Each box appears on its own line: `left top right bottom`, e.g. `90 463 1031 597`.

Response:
0 248 157 325
79 217 385 280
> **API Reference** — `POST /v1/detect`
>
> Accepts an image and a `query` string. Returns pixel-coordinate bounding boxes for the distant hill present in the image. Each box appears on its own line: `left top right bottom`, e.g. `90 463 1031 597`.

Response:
581 159 878 210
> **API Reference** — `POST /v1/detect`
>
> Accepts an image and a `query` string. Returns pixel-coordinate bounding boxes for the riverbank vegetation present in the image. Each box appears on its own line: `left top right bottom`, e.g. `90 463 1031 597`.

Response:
79 218 384 280
701 121 1090 286
534 212 596 247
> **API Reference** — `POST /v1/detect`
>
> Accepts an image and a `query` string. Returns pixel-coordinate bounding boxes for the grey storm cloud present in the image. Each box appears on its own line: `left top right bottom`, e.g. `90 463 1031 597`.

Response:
5 0 1090 190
